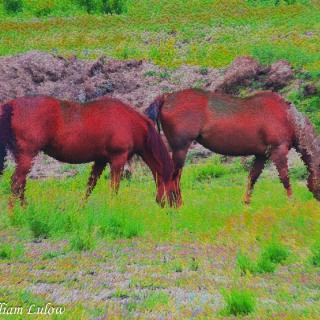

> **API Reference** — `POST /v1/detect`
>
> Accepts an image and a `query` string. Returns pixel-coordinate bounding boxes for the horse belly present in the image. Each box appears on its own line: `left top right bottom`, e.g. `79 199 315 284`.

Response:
43 133 108 164
200 121 266 156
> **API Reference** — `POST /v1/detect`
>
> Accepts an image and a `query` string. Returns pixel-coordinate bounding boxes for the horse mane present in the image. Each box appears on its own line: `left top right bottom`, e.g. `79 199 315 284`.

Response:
146 121 174 182
288 102 320 177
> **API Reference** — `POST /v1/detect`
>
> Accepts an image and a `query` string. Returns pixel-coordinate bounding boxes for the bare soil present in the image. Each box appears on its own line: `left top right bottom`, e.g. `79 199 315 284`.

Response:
0 51 312 178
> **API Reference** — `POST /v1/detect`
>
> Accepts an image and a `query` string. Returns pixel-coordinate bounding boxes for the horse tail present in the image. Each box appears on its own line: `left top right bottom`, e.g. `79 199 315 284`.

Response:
146 121 173 182
0 103 16 175
144 95 165 133
287 102 320 200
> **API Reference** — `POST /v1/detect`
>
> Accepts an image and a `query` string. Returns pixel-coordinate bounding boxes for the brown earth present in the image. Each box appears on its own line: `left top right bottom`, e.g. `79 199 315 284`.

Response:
0 51 311 178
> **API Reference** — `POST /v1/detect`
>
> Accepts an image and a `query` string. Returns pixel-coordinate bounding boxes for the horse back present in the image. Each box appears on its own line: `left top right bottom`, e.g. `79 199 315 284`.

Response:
10 95 61 149
160 89 294 155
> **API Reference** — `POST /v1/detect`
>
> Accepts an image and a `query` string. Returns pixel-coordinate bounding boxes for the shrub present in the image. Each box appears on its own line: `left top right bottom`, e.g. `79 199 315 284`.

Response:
100 215 140 239
290 165 308 180
102 0 126 14
70 233 93 251
256 255 277 274
236 253 256 275
29 218 50 239
222 289 255 316
0 245 12 259
3 0 23 14
75 0 97 13
310 243 320 267
262 242 290 264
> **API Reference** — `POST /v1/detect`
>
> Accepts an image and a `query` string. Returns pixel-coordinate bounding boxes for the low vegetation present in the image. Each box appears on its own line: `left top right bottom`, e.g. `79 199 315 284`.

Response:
0 0 319 73
0 156 319 318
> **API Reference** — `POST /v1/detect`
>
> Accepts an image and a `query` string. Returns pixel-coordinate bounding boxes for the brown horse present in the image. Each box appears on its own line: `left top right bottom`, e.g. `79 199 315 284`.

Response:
145 88 320 204
0 95 181 207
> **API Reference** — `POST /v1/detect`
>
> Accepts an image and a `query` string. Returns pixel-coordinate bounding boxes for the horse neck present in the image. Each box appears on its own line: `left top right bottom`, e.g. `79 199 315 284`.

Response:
140 122 173 186
141 147 166 186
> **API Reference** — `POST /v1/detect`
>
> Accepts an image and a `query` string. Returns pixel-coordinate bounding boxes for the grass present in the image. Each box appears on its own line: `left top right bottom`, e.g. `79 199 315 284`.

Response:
0 0 319 72
221 289 256 316
0 157 319 318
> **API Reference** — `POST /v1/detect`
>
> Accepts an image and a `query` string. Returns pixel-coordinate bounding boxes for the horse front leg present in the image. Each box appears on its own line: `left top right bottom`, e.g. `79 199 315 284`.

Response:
110 154 128 193
270 145 292 198
244 155 267 205
10 152 36 207
85 161 107 198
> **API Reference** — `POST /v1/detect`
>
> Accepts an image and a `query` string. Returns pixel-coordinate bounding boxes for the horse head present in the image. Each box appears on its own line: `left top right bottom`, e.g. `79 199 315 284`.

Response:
156 168 182 208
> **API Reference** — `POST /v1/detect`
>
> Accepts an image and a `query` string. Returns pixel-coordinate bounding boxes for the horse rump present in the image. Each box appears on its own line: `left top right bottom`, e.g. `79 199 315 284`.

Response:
144 95 166 133
0 103 16 174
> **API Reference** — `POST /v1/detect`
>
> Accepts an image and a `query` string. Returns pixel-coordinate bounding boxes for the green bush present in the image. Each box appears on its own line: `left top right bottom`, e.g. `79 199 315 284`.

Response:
102 0 126 14
75 0 97 13
256 255 277 273
310 243 320 266
0 245 12 259
29 218 50 239
236 253 256 275
3 0 23 13
222 289 255 316
248 0 306 6
70 233 93 251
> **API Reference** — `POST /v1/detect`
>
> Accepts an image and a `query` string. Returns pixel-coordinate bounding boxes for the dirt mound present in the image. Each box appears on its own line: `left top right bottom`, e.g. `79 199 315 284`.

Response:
214 56 267 94
0 51 306 178
0 51 297 107
263 60 294 91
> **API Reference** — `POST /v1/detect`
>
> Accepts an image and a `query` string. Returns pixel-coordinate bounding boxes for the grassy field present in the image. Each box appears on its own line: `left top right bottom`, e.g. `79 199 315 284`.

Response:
1 0 320 318
0 0 320 73
0 156 319 318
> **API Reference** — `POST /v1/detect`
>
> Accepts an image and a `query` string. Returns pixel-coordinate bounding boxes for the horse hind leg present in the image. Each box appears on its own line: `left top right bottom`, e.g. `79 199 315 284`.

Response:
85 161 107 199
172 142 192 181
270 145 292 198
10 151 37 206
244 155 267 205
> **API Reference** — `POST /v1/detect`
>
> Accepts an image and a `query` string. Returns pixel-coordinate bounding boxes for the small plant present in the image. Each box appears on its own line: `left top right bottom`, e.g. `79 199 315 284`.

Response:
29 218 50 239
144 70 158 77
290 165 308 180
75 0 97 13
140 292 170 311
102 0 127 14
222 289 255 316
310 243 320 267
102 216 140 239
172 262 183 273
189 257 199 271
262 242 290 264
159 71 170 79
41 252 60 260
0 245 12 260
70 233 93 252
199 66 208 75
0 244 23 260
236 253 256 275
256 255 277 274
3 0 23 14
195 163 229 181
110 288 129 298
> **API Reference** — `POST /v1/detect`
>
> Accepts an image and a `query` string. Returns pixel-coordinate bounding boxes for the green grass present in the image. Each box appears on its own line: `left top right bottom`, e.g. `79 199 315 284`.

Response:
0 157 319 318
0 0 319 72
221 289 256 316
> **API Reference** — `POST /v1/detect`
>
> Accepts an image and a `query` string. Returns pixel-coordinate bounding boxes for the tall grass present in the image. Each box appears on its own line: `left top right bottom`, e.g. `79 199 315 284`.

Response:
0 0 319 72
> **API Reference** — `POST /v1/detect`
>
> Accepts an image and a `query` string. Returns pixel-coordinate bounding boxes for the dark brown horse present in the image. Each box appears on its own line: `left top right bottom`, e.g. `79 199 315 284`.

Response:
145 88 320 204
0 95 181 207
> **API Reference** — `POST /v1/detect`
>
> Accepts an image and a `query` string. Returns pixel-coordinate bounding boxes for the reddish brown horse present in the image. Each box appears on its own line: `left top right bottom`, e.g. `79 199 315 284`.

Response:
145 88 320 204
0 95 181 207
